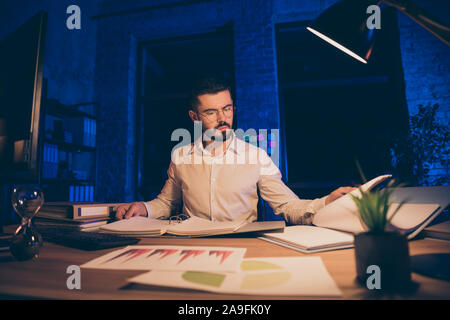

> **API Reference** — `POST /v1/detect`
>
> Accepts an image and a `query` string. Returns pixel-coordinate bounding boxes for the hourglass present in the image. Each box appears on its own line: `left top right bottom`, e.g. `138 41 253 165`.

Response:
9 185 44 260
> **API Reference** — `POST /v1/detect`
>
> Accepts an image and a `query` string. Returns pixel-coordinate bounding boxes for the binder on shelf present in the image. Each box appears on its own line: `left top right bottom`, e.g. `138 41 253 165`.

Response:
42 143 58 178
93 119 96 147
69 185 74 202
69 184 94 202
66 116 95 148
79 186 84 202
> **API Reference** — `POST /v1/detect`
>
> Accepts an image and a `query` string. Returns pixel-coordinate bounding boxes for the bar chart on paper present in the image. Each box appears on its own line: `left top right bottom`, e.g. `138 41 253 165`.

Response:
80 245 246 272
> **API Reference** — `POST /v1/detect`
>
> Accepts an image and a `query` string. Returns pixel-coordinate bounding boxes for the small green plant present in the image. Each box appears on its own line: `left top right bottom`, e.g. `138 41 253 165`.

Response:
351 162 406 233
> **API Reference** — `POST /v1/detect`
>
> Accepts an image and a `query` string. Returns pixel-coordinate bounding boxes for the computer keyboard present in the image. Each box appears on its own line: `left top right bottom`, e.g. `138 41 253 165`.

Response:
37 227 140 250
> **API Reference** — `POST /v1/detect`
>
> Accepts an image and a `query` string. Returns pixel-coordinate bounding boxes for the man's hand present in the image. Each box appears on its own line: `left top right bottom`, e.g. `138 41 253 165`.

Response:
325 187 356 205
115 202 148 220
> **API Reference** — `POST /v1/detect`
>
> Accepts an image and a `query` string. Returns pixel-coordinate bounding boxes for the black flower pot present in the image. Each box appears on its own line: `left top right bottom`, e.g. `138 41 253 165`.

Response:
354 231 411 291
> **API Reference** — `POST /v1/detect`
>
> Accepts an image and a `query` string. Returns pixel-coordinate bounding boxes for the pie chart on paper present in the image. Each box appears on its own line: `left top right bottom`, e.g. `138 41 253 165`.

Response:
240 259 291 289
180 259 292 290
240 272 291 289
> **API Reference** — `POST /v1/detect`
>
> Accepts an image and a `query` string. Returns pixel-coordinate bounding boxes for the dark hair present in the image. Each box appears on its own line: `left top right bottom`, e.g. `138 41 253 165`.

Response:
188 75 233 111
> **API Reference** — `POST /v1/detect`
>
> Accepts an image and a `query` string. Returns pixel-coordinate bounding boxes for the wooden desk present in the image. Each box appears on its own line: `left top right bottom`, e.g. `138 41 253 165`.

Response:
0 227 449 300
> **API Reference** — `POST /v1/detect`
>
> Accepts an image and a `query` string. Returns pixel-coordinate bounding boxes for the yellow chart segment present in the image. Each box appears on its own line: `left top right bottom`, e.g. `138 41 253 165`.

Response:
240 260 283 271
182 271 226 288
182 260 290 290
241 272 291 289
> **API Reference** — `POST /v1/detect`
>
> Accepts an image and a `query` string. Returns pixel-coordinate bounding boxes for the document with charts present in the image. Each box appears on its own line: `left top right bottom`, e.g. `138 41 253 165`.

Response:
128 256 342 297
81 245 246 272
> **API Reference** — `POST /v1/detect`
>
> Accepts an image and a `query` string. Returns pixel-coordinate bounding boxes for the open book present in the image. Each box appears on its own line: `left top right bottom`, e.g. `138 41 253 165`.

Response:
260 174 444 253
99 216 285 237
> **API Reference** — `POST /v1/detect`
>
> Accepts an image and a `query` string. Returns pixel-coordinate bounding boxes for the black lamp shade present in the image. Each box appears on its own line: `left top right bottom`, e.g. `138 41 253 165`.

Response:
307 0 380 64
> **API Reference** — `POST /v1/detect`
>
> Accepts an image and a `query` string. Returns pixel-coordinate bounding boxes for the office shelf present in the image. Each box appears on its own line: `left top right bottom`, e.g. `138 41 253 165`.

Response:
41 99 98 202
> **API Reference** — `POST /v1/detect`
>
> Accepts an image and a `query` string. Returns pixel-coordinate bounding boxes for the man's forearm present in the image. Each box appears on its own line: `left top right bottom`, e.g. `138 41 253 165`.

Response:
276 196 327 225
144 196 179 220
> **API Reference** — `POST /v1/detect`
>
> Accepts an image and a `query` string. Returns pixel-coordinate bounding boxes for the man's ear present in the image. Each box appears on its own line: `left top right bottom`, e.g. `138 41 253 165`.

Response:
188 110 198 122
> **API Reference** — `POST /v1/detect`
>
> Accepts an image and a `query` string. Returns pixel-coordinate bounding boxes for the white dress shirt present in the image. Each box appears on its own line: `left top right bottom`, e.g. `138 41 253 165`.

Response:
144 131 327 224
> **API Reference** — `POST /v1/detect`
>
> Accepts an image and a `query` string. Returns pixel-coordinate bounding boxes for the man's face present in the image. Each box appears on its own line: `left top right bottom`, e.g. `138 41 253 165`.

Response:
189 90 234 138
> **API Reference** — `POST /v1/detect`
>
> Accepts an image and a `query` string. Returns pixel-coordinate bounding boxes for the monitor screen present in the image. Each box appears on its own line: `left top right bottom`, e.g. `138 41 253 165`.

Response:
0 11 47 181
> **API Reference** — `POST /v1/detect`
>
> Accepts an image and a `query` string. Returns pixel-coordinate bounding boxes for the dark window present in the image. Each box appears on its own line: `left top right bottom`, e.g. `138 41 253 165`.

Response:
275 8 409 197
136 27 235 200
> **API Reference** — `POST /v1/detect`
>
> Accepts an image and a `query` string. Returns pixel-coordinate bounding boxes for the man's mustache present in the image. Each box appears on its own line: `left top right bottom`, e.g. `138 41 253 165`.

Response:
216 122 231 129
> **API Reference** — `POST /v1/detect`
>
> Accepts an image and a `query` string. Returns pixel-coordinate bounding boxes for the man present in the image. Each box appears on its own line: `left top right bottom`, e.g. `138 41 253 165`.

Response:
116 77 354 223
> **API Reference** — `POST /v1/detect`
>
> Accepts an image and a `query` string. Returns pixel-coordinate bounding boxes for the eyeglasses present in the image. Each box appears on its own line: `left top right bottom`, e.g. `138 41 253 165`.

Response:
169 214 189 225
197 105 234 122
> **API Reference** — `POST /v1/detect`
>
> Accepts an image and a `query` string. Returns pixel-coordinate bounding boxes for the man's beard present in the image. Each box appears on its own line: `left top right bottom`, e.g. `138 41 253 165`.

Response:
215 121 233 141
202 121 233 145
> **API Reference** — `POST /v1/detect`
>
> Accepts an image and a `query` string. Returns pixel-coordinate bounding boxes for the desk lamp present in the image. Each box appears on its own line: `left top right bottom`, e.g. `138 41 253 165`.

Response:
306 0 450 64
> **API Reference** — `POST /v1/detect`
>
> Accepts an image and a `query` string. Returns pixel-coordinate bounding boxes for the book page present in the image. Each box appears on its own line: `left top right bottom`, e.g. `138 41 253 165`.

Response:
312 195 366 234
387 203 440 231
100 216 169 233
312 174 392 234
166 216 246 236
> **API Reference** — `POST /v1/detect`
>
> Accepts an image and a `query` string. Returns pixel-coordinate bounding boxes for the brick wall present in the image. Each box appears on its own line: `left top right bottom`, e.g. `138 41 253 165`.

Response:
396 1 450 185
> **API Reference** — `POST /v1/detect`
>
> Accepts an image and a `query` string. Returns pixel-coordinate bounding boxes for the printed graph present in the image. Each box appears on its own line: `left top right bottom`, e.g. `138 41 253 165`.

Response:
81 245 246 272
103 248 233 265
127 257 342 296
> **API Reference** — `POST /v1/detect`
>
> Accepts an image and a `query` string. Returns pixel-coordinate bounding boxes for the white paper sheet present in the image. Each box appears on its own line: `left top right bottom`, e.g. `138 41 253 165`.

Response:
81 245 246 272
128 257 342 297
165 216 246 236
100 217 169 234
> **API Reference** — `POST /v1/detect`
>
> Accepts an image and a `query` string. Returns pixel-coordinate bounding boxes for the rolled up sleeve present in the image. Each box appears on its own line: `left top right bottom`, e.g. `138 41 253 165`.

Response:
257 151 327 225
144 161 182 219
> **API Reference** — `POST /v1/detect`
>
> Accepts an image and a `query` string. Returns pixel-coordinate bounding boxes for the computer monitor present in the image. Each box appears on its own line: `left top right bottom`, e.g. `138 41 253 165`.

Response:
0 11 48 182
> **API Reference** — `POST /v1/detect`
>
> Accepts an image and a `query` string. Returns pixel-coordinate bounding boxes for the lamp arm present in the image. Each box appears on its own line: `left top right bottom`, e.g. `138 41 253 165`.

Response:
381 0 450 46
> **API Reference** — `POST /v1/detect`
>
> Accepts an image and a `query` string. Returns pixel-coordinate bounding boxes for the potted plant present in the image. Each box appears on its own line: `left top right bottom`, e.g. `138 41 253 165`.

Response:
351 174 412 292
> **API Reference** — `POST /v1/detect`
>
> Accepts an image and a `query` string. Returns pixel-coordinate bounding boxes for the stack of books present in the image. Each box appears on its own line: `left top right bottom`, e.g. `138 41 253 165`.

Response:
34 202 123 231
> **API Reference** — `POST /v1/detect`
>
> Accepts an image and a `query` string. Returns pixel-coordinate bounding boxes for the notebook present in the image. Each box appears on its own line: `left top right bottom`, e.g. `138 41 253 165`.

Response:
260 226 354 253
